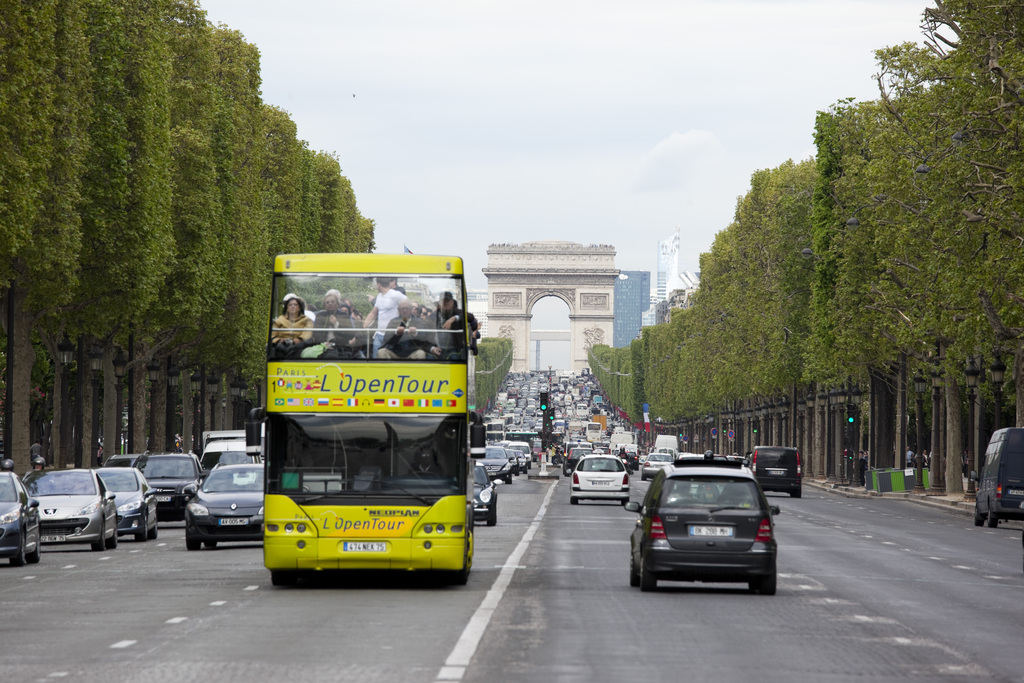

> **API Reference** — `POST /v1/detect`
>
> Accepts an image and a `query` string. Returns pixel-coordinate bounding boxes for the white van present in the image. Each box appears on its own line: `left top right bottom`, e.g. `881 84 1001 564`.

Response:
654 434 679 452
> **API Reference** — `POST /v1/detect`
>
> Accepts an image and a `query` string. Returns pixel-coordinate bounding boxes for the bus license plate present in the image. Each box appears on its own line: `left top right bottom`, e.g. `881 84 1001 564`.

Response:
689 525 734 537
41 535 66 543
344 542 386 552
218 518 248 526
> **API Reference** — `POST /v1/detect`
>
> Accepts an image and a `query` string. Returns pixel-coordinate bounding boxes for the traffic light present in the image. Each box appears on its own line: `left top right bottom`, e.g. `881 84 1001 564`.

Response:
539 392 548 412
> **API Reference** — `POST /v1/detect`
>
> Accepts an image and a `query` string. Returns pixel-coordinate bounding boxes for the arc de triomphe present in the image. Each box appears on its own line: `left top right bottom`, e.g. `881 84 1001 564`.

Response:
483 241 618 373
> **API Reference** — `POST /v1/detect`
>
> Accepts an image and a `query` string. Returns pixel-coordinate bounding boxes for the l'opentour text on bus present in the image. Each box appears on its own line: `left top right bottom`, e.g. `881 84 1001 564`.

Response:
250 254 485 587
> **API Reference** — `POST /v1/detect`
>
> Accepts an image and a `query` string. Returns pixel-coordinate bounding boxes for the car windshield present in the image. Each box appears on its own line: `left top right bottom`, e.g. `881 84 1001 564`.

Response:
649 453 673 463
0 477 18 502
579 457 624 472
201 451 250 470
473 466 489 486
138 457 196 479
24 470 97 496
203 468 264 493
757 449 796 468
662 477 759 508
97 470 140 492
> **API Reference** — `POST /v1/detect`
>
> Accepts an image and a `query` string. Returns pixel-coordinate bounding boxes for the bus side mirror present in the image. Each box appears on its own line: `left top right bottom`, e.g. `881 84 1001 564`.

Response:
469 410 486 458
246 408 266 458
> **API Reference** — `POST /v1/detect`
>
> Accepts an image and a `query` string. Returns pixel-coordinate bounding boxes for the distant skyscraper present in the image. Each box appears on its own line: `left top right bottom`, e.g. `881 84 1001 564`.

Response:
614 270 650 347
656 230 681 302
466 289 489 338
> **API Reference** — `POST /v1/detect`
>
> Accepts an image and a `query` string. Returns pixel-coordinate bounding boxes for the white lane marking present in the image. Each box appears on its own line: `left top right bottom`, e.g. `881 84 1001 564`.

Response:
244 585 259 591
953 565 973 570
22 576 36 580
165 617 188 624
62 565 76 569
437 482 557 681
210 601 227 606
109 640 136 649
893 637 912 645
46 672 69 678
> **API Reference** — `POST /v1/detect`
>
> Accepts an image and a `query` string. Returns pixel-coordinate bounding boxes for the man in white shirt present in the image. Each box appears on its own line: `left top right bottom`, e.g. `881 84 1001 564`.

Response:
363 277 404 358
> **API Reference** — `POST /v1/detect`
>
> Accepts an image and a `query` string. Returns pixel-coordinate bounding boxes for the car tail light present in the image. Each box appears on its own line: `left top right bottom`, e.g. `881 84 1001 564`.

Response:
622 473 629 486
650 516 667 540
755 518 773 543
751 450 757 473
572 473 579 485
995 483 1002 499
796 450 802 477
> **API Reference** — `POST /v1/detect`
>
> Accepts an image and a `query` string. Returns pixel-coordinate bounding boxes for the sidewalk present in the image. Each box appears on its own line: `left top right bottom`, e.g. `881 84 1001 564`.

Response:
803 476 1024 529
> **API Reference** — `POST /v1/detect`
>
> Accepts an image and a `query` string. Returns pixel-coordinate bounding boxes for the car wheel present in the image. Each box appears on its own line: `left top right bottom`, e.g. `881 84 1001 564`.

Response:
505 474 512 484
570 496 579 505
105 524 118 549
91 521 106 551
639 556 657 592
10 532 26 566
620 498 629 507
641 472 647 481
185 536 201 551
791 488 802 499
27 532 41 564
752 572 777 595
986 513 999 528
271 570 298 586
135 523 148 542
629 553 640 587
486 504 497 527
147 520 158 540
974 508 986 527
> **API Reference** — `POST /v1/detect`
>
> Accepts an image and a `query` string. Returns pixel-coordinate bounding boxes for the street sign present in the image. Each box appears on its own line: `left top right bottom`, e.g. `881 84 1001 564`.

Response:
710 428 718 437
727 429 735 440
682 435 688 442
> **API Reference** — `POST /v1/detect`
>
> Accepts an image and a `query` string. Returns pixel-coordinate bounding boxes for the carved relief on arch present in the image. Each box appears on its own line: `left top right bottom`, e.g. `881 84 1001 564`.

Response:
493 292 522 308
583 327 605 350
580 293 609 310
498 324 516 339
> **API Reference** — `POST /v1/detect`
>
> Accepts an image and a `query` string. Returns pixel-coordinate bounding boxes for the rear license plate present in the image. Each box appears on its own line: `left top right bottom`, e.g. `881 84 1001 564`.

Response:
767 469 786 476
343 542 386 552
1008 489 1024 496
590 480 612 486
41 535 65 543
156 495 172 502
218 518 248 526
689 525 734 537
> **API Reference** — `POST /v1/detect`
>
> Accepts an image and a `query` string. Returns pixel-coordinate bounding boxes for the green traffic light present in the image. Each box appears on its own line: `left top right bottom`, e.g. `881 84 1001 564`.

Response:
848 417 854 423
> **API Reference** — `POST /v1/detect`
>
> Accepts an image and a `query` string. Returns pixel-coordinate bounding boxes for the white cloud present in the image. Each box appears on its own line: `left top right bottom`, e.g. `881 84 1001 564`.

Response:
634 130 724 192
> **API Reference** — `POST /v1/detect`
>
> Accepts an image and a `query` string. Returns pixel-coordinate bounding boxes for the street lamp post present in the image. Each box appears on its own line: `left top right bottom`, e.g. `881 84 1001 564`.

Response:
964 358 980 499
57 336 75 468
804 392 815 477
89 344 103 467
230 378 243 430
835 386 848 483
850 386 863 484
990 355 1006 433
147 359 161 452
165 359 179 451
778 396 789 447
929 369 945 494
113 350 127 457
207 374 220 432
190 371 202 455
913 375 927 493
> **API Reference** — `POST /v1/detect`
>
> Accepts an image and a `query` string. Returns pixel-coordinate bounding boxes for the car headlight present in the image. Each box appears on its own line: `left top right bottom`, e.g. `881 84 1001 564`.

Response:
187 501 209 516
75 500 102 516
257 506 264 516
479 488 492 504
0 508 21 524
117 500 142 513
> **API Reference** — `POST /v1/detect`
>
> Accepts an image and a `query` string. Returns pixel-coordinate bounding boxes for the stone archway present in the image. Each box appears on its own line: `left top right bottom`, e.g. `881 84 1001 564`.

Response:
483 241 618 373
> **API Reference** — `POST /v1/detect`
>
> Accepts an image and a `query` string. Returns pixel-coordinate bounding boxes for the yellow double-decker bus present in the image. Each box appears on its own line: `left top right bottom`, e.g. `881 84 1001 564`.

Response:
253 254 482 586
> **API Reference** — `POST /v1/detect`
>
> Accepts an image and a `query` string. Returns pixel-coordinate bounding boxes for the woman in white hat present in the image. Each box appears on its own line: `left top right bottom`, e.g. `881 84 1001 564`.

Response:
271 293 314 346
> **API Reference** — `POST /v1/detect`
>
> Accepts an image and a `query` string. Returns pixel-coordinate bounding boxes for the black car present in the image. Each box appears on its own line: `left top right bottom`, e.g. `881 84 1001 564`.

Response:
184 464 264 550
97 467 158 542
0 472 41 566
750 446 802 498
472 463 497 526
134 453 203 521
562 444 592 477
626 454 779 594
480 447 515 484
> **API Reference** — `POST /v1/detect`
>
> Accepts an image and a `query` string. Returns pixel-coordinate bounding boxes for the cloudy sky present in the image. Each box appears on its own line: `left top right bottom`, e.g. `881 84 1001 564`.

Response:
202 0 931 369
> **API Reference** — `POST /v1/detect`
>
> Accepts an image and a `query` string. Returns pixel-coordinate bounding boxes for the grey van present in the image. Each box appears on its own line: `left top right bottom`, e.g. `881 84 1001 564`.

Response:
973 428 1024 527
751 446 802 498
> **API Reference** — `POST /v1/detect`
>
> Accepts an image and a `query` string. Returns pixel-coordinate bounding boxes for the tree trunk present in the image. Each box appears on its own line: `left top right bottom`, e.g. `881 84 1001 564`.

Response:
945 380 964 494
870 367 896 469
2 285 36 472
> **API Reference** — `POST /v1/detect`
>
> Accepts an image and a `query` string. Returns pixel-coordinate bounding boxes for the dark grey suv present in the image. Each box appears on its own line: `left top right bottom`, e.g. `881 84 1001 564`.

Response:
626 455 779 594
750 446 802 498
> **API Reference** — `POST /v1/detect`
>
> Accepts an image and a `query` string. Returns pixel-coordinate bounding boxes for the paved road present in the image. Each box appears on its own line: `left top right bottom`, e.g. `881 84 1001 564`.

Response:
0 473 1020 683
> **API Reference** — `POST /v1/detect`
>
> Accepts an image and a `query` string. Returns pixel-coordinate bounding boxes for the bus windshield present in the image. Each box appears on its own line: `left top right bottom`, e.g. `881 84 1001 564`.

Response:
269 273 466 362
266 413 466 502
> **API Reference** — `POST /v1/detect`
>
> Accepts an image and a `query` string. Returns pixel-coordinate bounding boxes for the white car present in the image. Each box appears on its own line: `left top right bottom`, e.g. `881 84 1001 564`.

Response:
640 451 676 481
570 454 630 506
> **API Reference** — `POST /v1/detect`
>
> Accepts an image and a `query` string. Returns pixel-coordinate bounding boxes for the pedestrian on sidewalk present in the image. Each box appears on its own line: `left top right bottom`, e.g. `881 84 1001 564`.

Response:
858 451 868 487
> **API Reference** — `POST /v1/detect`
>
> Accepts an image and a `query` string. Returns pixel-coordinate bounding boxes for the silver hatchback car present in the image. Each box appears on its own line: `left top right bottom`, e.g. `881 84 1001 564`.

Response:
23 469 119 551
